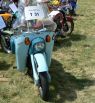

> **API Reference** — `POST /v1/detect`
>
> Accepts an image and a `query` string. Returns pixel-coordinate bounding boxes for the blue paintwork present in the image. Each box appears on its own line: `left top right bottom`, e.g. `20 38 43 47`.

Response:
33 53 48 72
10 35 16 54
14 35 29 72
29 37 45 54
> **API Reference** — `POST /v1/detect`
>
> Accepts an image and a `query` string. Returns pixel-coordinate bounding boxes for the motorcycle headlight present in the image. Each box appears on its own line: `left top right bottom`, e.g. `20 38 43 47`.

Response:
34 42 45 53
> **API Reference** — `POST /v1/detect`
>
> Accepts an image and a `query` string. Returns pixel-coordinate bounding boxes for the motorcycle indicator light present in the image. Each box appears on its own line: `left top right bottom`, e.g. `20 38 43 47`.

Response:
25 37 30 45
46 35 51 42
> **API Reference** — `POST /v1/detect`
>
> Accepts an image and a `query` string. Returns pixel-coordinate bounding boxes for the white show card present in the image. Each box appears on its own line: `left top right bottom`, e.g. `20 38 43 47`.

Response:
25 6 44 20
9 3 18 13
0 16 6 29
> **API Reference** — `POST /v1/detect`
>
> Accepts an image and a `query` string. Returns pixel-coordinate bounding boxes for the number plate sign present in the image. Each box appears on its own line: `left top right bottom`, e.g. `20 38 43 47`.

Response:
25 6 44 20
0 16 6 29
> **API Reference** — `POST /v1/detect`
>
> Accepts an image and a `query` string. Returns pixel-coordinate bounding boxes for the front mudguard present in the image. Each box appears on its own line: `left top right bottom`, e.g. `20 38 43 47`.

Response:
32 53 48 72
30 53 51 85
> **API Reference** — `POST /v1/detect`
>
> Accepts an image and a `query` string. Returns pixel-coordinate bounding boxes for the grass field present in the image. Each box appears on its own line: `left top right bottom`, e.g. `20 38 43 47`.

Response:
0 0 95 103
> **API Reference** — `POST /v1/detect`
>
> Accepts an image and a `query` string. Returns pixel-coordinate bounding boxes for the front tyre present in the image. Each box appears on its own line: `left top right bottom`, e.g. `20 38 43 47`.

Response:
39 72 49 101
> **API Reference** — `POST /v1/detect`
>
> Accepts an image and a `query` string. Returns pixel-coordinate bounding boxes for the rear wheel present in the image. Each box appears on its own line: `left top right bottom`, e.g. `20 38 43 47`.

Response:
63 20 74 36
0 34 11 53
39 72 49 101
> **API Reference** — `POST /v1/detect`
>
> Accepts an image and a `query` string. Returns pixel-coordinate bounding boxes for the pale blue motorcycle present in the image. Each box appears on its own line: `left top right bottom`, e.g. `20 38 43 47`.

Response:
10 20 55 100
0 3 56 100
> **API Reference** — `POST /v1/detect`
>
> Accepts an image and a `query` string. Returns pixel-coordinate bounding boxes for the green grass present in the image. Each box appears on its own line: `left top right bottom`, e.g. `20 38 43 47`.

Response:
0 0 95 103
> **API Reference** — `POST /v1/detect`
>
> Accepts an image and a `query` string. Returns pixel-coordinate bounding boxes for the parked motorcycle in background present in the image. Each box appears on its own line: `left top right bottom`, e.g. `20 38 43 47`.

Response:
48 0 74 38
0 1 18 53
0 1 17 30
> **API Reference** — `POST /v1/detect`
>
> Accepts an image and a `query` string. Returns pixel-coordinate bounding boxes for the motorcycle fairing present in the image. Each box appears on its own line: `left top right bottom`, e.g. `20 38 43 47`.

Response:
13 31 54 72
29 37 45 54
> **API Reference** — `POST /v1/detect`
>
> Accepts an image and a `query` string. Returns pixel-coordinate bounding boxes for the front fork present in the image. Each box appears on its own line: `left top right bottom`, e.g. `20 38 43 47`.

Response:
30 53 51 85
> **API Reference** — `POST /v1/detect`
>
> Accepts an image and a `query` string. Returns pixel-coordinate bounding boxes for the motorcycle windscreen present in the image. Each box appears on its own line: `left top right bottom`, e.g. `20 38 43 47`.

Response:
15 35 29 72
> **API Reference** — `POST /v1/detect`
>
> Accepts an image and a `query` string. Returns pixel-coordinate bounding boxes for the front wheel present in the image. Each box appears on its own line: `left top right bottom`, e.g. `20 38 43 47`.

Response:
38 72 49 101
63 20 74 36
